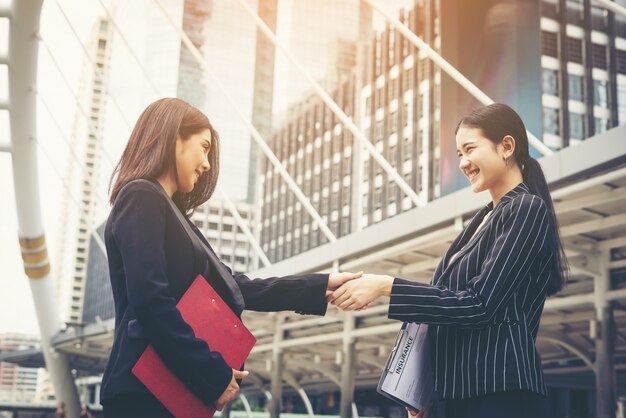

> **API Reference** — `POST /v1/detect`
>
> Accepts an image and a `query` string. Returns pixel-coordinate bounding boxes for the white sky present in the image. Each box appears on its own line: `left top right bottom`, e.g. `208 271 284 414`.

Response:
0 0 102 334
0 0 413 336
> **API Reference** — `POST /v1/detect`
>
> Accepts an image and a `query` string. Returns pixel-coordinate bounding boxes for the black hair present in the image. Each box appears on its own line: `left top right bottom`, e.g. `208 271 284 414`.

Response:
456 103 568 295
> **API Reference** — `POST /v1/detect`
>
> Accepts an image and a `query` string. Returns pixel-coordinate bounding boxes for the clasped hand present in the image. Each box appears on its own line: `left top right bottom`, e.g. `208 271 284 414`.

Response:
214 369 248 411
327 272 394 311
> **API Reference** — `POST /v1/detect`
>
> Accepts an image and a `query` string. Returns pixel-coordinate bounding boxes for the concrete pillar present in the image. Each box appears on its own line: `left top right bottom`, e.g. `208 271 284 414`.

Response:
595 250 616 418
8 1 81 416
269 316 284 418
340 313 356 418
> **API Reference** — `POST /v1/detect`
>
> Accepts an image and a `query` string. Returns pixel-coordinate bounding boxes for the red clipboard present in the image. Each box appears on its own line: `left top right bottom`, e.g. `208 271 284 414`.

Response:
132 274 256 417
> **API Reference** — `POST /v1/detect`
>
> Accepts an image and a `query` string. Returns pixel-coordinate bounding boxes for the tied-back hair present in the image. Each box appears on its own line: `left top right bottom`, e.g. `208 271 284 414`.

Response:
109 98 220 216
456 103 568 295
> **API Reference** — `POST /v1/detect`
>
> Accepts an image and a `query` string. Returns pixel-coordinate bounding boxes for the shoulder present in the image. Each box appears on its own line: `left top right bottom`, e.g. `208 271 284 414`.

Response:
109 180 169 227
114 180 167 208
502 193 549 224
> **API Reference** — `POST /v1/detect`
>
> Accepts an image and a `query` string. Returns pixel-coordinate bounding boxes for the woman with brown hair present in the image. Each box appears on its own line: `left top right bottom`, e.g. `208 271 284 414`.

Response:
100 98 359 417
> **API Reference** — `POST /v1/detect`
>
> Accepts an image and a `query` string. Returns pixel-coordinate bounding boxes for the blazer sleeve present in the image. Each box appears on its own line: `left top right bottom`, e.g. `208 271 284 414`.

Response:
388 194 551 326
111 183 232 405
233 271 329 315
188 222 329 315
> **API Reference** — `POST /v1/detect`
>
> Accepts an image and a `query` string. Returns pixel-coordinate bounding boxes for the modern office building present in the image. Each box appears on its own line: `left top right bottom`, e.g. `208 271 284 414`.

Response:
539 0 626 148
259 0 626 264
53 17 113 325
272 0 361 121
174 0 266 202
0 333 40 403
191 199 258 274
4 2 625 417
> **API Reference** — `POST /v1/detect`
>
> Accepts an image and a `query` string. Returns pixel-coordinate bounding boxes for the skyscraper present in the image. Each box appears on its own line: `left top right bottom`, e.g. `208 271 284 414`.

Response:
258 0 626 263
54 17 113 325
272 0 361 123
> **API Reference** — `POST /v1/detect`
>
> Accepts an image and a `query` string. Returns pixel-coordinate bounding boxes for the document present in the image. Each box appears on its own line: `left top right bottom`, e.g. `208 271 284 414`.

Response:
377 322 434 411
132 274 256 418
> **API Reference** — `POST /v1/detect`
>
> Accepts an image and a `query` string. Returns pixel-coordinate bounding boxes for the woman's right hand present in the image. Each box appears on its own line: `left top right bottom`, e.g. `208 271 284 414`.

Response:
214 369 249 410
407 405 433 418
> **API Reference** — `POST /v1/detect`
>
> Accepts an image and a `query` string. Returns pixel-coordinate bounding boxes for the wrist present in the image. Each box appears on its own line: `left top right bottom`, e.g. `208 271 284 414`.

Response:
380 275 394 297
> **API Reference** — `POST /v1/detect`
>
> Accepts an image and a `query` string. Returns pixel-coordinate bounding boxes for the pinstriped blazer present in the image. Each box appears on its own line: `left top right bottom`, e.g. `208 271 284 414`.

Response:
388 183 555 400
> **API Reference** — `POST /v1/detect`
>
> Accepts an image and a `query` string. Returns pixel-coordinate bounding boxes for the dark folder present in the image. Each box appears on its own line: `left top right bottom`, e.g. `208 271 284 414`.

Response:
132 274 256 417
377 322 434 411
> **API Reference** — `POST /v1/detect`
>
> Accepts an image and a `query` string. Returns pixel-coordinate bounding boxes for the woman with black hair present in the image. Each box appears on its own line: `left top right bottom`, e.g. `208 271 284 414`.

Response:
329 103 568 418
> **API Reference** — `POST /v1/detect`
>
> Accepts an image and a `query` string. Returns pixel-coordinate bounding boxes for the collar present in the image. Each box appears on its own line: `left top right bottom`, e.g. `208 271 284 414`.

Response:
496 182 530 206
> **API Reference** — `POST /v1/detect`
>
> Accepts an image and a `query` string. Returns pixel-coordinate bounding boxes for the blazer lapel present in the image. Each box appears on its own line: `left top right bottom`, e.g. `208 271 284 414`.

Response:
434 204 494 285
147 180 246 314
433 182 530 286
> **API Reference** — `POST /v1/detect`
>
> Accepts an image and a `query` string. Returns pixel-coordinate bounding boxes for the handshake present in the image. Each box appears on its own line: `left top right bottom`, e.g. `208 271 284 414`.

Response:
215 271 394 411
326 271 394 311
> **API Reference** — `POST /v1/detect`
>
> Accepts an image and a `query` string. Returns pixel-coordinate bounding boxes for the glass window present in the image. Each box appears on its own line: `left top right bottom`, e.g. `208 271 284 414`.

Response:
617 50 626 75
543 107 560 135
617 84 626 113
566 37 583 64
592 43 607 69
568 74 584 101
594 79 608 107
542 68 559 96
541 31 558 58
595 117 609 134
569 112 585 139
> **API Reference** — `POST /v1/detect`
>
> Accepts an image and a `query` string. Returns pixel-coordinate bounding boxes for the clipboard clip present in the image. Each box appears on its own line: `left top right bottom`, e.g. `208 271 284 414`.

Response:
383 324 408 374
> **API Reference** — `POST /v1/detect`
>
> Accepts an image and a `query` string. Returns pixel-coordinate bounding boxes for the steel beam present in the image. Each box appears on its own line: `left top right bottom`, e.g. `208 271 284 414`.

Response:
251 126 626 279
8 0 80 415
365 0 552 157
593 0 626 18
233 0 425 208
152 0 337 243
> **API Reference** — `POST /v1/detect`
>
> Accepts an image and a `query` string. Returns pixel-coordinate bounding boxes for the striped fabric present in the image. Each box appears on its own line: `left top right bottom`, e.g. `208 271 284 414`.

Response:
388 183 555 400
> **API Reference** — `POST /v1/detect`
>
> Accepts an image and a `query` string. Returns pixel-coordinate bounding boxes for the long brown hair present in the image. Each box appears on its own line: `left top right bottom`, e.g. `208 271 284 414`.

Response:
109 98 220 215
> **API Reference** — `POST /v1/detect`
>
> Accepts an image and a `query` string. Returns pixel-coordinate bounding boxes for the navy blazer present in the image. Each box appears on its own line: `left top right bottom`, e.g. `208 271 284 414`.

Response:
100 180 328 406
388 183 555 400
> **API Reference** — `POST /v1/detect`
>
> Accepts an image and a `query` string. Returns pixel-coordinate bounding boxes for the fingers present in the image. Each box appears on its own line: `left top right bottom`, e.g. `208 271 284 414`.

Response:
406 407 419 418
329 283 349 303
340 271 363 282
233 369 249 379
215 370 246 410
330 287 352 306
338 297 364 311
328 271 363 291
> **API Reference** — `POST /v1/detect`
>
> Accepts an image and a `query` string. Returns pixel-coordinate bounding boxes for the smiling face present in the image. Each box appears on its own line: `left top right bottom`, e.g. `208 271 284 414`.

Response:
455 126 510 194
174 129 212 194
